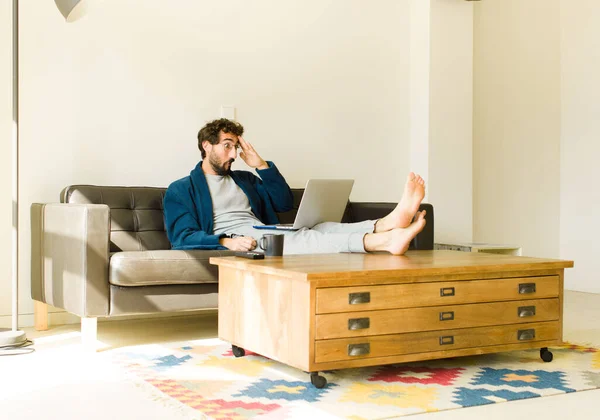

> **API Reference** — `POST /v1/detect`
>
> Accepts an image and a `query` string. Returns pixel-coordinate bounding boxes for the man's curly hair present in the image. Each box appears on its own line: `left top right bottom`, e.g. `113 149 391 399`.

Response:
197 118 244 158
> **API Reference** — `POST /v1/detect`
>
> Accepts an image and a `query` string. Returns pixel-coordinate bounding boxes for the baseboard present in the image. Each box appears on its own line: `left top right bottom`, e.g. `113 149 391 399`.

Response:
0 308 218 329
0 311 79 329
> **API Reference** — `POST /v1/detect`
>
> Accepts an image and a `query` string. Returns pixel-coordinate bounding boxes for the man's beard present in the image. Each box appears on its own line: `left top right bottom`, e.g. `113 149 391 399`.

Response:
208 154 234 176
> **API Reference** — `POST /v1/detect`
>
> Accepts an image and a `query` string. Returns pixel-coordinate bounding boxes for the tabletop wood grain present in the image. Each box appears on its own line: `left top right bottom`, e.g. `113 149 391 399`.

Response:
210 250 574 281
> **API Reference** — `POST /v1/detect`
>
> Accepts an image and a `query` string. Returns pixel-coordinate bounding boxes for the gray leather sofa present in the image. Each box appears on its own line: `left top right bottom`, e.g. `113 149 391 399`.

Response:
30 185 434 346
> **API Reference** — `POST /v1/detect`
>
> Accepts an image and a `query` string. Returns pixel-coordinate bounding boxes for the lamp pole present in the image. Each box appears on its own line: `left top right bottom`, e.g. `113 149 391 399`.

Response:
0 0 27 349
11 0 19 334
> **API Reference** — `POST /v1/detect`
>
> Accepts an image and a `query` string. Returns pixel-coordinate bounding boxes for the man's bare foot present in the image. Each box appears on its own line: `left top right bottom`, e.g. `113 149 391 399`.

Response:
365 211 427 255
375 172 425 232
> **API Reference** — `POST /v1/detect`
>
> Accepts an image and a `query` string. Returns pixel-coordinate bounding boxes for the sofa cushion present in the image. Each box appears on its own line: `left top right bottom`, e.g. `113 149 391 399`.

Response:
109 250 235 287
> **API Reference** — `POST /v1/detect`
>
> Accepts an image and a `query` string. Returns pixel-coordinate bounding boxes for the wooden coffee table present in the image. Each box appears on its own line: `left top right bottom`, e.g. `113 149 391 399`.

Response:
210 251 573 388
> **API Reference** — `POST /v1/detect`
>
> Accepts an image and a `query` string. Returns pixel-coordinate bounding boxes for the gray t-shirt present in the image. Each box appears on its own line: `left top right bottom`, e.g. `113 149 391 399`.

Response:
205 174 264 235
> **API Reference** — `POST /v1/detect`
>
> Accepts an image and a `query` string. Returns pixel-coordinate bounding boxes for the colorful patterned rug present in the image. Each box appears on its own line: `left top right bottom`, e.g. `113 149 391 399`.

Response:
110 338 600 419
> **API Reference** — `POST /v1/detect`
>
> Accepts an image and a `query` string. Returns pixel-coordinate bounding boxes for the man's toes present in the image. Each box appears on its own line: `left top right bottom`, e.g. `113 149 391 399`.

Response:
407 172 416 182
412 210 425 222
414 214 426 227
414 210 426 221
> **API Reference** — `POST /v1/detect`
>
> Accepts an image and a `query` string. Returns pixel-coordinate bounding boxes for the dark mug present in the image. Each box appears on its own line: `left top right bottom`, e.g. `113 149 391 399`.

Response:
259 234 284 256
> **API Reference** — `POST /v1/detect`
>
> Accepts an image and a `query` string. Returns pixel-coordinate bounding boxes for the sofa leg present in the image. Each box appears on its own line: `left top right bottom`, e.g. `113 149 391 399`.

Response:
81 317 98 351
34 301 49 331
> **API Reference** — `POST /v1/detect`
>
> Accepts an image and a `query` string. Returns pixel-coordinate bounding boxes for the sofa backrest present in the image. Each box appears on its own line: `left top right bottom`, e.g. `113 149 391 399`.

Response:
61 185 431 252
62 185 170 252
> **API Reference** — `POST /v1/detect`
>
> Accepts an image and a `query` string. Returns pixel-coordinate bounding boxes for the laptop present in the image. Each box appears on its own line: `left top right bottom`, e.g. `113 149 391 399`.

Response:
253 179 354 231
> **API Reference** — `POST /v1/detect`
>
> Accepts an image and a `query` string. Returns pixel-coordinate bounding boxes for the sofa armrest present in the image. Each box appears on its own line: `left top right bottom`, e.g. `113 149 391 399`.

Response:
348 202 435 250
31 203 111 317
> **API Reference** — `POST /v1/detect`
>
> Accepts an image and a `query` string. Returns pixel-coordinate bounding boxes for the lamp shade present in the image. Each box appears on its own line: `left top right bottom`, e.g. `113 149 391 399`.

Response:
54 0 90 22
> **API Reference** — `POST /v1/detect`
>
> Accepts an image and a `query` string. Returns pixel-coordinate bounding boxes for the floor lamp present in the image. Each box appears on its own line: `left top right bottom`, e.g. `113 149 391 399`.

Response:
0 0 90 351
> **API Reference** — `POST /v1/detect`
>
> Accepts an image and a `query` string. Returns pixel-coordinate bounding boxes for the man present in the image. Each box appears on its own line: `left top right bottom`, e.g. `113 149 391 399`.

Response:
164 118 426 255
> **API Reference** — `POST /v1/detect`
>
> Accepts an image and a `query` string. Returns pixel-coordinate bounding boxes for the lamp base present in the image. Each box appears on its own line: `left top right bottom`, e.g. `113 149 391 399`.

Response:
0 329 28 347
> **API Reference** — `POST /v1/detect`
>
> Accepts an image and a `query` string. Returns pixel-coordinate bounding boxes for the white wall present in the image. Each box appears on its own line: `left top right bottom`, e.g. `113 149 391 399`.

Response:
560 0 600 293
19 0 412 199
473 0 561 258
408 0 474 244
6 0 418 325
409 0 430 182
429 0 473 243
0 2 14 324
0 0 476 326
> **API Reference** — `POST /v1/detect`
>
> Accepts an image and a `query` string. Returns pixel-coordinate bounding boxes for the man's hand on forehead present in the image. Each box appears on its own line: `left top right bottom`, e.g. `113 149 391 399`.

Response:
238 136 268 169
238 136 250 149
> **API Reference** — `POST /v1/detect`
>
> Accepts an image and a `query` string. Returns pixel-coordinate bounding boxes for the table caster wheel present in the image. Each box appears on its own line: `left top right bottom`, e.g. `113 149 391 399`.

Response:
310 372 327 389
232 345 245 358
540 347 553 362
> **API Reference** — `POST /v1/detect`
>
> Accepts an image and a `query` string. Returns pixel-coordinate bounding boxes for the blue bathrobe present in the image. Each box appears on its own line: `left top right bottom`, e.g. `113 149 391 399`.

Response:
164 161 294 250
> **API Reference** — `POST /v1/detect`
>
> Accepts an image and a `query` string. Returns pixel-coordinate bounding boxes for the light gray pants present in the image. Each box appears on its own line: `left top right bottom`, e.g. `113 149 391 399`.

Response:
230 220 377 255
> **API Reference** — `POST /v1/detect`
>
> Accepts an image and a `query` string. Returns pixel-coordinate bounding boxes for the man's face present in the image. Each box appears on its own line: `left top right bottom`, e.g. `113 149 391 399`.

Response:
205 131 240 176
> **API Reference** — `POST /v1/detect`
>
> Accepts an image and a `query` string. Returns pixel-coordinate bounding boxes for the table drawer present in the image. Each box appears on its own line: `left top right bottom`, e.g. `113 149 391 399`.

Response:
315 298 559 339
315 321 559 363
315 276 559 314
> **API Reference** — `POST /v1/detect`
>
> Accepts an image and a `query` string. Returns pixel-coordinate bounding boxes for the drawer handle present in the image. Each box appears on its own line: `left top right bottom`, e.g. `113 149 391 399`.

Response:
439 336 454 346
348 317 370 330
349 292 370 305
439 311 455 321
348 343 370 357
518 306 536 318
519 283 537 294
518 329 536 341
440 287 455 297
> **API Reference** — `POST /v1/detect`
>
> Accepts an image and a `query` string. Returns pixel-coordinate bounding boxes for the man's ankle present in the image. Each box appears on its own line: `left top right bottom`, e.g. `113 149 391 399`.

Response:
364 231 386 252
